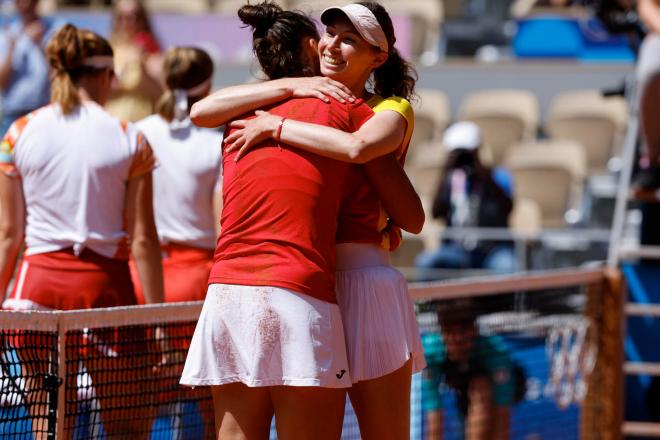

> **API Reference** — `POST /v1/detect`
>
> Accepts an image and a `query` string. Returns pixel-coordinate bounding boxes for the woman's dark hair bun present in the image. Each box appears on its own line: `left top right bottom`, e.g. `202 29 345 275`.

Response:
238 2 282 35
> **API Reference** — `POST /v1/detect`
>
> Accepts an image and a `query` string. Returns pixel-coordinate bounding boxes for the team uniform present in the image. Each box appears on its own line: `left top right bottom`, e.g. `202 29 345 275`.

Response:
335 95 426 382
0 102 155 312
421 332 515 436
131 114 222 304
0 102 157 436
181 97 373 388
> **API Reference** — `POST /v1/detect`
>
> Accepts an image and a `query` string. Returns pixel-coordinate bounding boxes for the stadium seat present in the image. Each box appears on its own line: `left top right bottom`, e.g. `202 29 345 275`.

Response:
458 89 540 166
406 133 451 202
404 89 449 199
376 0 444 60
410 88 451 153
545 89 628 175
505 139 586 228
509 197 542 235
144 0 209 13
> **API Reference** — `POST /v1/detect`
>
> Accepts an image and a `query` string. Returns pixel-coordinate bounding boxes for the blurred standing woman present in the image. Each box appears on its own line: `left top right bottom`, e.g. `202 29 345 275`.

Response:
0 24 163 439
131 46 222 304
106 0 163 122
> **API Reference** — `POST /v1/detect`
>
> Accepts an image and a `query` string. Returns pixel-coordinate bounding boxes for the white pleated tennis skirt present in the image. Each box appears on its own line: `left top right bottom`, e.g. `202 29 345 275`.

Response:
336 243 426 383
180 283 352 388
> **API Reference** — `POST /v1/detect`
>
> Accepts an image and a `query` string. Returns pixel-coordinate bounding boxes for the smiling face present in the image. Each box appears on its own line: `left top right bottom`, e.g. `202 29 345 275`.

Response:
317 13 386 97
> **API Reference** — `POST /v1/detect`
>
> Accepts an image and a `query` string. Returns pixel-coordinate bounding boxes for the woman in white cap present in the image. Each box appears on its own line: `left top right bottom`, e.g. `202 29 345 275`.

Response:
0 24 162 438
191 2 425 438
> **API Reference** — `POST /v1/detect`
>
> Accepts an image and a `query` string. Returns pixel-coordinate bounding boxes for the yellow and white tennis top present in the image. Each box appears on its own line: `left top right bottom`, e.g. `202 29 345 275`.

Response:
336 95 415 250
0 102 156 259
136 115 222 250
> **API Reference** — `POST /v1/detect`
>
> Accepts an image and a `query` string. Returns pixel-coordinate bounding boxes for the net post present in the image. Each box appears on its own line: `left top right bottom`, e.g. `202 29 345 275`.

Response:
580 269 624 440
55 320 66 440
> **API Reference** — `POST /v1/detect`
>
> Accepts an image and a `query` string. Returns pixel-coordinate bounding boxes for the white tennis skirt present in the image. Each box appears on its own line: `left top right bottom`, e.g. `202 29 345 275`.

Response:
336 243 426 383
180 283 352 388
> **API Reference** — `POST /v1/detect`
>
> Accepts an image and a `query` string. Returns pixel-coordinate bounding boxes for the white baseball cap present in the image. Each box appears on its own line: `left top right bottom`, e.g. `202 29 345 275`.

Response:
320 4 389 52
443 121 482 152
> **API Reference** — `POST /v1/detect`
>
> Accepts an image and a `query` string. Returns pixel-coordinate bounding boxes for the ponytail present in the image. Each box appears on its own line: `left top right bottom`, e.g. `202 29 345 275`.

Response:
46 24 114 115
372 47 417 101
155 47 214 123
358 2 418 101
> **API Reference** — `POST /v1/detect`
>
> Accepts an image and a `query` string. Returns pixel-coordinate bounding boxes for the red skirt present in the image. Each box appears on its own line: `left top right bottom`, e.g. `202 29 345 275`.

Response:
130 243 213 305
3 248 145 356
6 248 137 310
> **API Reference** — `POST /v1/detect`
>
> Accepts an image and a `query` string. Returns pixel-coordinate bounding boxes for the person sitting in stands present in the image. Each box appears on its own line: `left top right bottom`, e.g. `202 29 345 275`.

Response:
415 122 516 279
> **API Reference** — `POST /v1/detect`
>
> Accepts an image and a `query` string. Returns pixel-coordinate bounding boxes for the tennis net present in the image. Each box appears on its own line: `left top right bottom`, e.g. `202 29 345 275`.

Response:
0 267 622 439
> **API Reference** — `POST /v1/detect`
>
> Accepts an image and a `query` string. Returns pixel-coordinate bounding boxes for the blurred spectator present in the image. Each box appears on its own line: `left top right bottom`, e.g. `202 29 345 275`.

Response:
0 0 62 136
421 299 520 440
415 122 517 278
105 0 162 122
635 0 660 189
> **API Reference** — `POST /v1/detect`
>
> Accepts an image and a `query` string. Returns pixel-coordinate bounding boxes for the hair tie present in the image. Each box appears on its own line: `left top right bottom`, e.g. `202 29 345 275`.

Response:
81 55 114 70
172 89 189 123
170 77 212 129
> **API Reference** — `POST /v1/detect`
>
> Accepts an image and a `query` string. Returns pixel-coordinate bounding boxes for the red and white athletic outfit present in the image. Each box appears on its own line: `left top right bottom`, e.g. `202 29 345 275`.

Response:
335 95 426 383
0 102 156 311
181 97 373 388
130 115 222 304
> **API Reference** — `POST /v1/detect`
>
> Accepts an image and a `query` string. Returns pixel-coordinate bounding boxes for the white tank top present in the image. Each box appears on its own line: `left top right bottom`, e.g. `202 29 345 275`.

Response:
136 115 222 250
0 102 156 258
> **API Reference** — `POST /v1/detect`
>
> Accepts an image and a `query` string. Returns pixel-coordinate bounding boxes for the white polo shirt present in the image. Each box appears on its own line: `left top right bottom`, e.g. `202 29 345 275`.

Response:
0 102 156 259
136 115 222 250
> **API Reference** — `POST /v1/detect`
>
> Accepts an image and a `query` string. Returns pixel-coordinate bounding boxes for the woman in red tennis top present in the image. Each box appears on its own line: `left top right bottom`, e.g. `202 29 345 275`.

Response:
180 5 379 439
190 3 425 439
0 24 163 439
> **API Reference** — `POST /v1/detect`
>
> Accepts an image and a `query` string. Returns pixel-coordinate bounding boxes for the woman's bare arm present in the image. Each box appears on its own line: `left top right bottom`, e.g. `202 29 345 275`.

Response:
640 0 660 35
0 173 24 295
126 172 164 304
225 109 407 164
363 154 425 234
190 76 354 128
223 107 423 231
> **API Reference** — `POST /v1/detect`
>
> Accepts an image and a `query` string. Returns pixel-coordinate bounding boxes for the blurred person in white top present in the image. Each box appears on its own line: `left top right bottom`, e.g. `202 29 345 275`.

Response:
130 47 222 305
0 24 162 439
